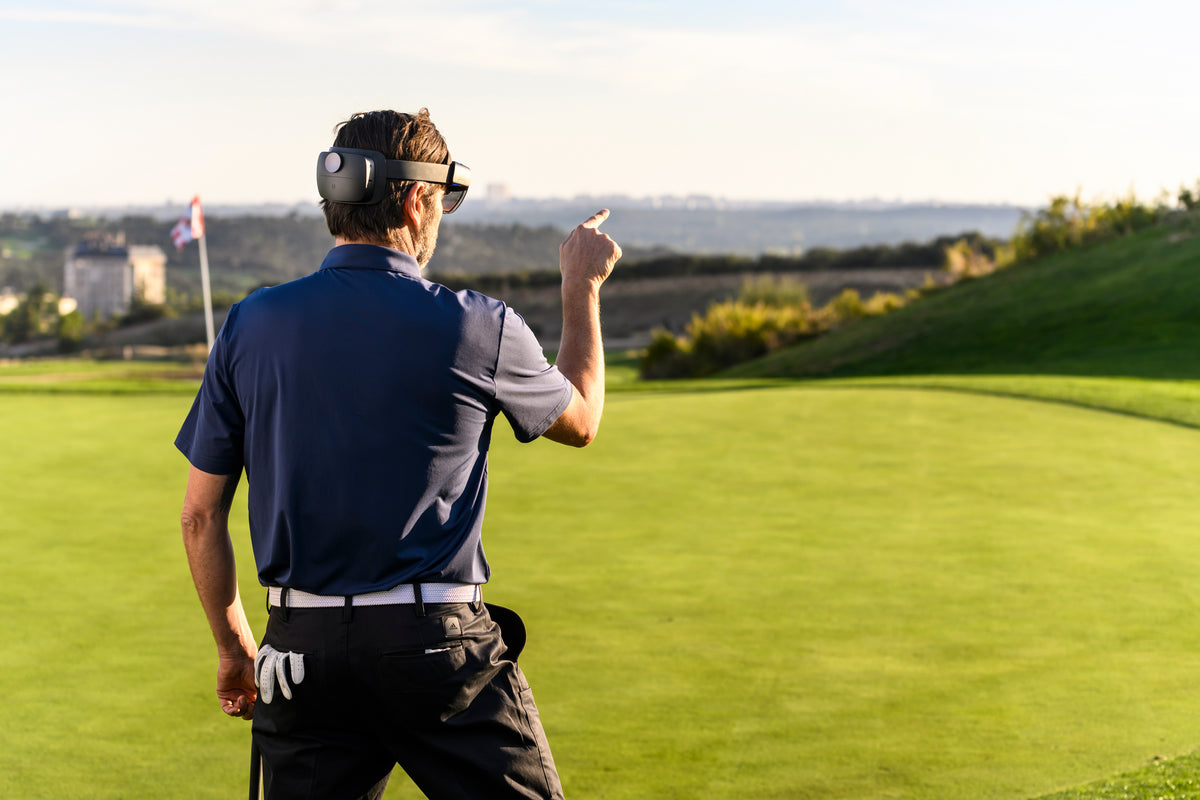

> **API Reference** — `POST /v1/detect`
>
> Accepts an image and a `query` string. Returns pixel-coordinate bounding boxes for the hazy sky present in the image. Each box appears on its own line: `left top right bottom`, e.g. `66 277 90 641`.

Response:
3 0 1199 210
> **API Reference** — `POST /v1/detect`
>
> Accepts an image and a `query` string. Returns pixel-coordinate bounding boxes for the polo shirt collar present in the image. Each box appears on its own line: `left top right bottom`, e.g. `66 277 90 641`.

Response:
319 244 421 278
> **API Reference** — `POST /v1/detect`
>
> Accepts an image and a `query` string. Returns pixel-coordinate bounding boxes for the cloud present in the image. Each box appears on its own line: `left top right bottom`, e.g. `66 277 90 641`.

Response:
5 0 567 72
7 0 1200 205
0 6 175 28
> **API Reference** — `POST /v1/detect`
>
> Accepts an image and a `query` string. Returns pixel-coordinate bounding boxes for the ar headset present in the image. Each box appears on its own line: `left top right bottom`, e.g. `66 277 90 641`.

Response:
316 147 471 213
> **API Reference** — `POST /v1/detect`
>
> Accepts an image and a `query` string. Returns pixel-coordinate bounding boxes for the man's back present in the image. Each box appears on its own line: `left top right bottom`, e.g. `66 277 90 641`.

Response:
178 244 571 595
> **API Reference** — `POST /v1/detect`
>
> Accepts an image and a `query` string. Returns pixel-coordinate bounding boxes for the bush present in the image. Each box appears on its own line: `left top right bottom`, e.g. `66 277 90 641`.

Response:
863 291 906 316
944 238 998 277
638 281 917 379
57 310 85 353
827 288 865 321
119 300 176 327
639 329 695 379
688 301 811 375
737 275 809 307
1179 181 1200 210
2 284 57 344
1009 190 1167 263
640 299 813 378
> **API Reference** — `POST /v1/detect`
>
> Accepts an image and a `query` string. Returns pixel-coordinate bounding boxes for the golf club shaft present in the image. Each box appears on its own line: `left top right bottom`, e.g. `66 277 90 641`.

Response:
249 738 261 800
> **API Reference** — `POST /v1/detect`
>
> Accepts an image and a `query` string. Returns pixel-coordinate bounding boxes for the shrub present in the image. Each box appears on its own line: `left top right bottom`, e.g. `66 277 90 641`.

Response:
1009 190 1167 263
119 300 176 327
863 291 906 316
639 329 695 379
828 288 865 321
640 300 812 378
57 310 85 353
2 284 57 344
1179 181 1200 211
944 238 998 278
638 282 919 379
689 301 811 374
737 275 809 307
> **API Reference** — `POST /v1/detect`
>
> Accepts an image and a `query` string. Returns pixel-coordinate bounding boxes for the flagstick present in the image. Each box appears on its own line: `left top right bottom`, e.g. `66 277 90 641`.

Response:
198 231 215 352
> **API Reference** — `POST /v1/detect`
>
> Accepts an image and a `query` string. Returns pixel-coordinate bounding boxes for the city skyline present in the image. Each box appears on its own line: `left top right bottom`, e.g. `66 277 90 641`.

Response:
3 0 1199 210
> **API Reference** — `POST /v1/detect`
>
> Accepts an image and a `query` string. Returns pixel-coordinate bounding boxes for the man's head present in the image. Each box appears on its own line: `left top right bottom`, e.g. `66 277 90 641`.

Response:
321 109 450 265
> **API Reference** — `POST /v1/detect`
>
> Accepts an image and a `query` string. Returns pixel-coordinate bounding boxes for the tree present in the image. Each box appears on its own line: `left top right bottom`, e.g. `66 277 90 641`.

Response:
4 283 57 344
57 310 85 353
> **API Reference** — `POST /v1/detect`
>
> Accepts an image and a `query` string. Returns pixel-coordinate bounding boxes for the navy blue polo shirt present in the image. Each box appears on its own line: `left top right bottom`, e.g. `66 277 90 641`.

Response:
175 244 573 595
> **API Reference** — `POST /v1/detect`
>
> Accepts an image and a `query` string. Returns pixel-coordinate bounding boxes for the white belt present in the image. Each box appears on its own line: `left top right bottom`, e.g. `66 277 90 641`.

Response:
268 583 481 609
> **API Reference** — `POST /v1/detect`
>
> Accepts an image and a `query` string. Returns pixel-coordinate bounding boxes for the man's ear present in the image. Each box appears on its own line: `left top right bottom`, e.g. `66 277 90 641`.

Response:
403 183 428 230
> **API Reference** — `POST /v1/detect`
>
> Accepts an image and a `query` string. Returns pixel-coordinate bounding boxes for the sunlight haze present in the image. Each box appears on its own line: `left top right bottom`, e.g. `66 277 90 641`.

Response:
2 0 1199 210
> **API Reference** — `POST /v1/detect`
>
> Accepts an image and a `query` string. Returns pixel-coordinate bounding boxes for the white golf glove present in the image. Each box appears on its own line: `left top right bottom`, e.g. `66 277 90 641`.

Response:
254 645 305 704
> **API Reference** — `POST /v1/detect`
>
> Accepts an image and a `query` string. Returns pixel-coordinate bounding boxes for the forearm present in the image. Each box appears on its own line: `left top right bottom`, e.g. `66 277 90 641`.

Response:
180 467 254 658
555 282 605 434
181 514 255 657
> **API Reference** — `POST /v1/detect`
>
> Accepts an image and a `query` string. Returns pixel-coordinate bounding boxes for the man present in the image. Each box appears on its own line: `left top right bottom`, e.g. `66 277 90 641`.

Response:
177 108 620 799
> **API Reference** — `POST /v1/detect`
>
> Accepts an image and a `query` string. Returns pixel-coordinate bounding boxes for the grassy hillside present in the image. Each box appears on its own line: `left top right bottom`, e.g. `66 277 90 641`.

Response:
728 213 1200 380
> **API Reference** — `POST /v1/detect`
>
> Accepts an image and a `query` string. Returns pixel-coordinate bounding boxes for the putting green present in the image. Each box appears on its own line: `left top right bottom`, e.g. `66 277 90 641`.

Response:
1 384 1198 799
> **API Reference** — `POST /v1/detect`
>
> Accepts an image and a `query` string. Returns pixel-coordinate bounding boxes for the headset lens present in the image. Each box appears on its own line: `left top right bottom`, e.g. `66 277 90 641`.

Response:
442 187 467 214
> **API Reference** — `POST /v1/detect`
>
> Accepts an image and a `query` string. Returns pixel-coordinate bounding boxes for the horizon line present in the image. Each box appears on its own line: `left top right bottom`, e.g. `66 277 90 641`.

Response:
0 195 1040 215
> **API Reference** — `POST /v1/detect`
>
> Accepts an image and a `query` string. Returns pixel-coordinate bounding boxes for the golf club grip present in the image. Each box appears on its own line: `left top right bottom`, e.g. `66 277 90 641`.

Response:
249 738 261 800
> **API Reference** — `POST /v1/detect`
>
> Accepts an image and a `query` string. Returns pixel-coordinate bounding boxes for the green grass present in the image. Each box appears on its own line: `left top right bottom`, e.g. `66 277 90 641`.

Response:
11 210 1200 800
707 216 1200 798
5 377 1200 799
727 218 1200 381
1033 754 1200 800
0 392 253 798
0 357 203 394
499 386 1200 800
793 374 1200 430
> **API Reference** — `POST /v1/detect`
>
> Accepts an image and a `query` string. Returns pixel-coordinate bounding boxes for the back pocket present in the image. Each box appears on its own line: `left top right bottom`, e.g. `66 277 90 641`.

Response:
377 641 471 721
378 641 467 692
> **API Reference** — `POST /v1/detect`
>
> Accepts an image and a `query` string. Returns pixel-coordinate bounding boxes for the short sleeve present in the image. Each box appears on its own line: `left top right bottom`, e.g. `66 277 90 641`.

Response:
494 306 573 443
175 316 246 475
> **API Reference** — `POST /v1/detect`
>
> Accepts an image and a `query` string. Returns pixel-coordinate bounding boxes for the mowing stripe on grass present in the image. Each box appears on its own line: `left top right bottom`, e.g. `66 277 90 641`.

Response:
3 385 1200 799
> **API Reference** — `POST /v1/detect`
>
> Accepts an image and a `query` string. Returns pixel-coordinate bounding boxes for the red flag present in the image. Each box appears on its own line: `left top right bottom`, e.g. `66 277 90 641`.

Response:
190 195 205 239
170 196 205 249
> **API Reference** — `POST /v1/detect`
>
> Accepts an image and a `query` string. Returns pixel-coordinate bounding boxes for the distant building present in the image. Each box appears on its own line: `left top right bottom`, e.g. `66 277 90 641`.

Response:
486 183 511 203
63 232 166 320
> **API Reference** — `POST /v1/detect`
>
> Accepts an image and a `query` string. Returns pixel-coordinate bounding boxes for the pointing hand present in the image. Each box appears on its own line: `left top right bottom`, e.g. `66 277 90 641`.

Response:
560 209 622 289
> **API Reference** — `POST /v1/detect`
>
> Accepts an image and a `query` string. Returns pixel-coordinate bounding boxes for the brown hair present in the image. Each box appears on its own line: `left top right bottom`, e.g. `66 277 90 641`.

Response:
321 109 450 246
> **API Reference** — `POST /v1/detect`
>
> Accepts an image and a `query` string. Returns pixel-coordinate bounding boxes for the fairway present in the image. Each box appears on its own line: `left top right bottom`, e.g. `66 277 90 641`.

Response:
2 383 1200 799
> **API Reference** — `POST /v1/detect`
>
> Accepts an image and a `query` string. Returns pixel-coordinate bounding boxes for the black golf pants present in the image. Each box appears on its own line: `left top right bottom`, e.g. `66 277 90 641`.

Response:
251 599 564 800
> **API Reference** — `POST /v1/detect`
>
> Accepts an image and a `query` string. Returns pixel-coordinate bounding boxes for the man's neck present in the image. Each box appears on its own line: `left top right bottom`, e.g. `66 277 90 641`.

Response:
336 236 397 249
339 235 420 258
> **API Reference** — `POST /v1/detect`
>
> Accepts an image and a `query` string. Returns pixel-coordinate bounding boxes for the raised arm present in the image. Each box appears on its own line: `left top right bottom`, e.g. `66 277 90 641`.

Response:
542 209 622 447
180 466 258 719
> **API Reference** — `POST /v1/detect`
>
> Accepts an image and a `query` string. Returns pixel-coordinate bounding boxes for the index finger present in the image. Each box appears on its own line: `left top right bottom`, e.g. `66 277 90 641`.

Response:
580 209 610 229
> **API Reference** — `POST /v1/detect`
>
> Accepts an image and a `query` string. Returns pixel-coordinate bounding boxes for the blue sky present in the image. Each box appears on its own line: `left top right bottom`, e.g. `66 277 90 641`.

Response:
2 0 1199 209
